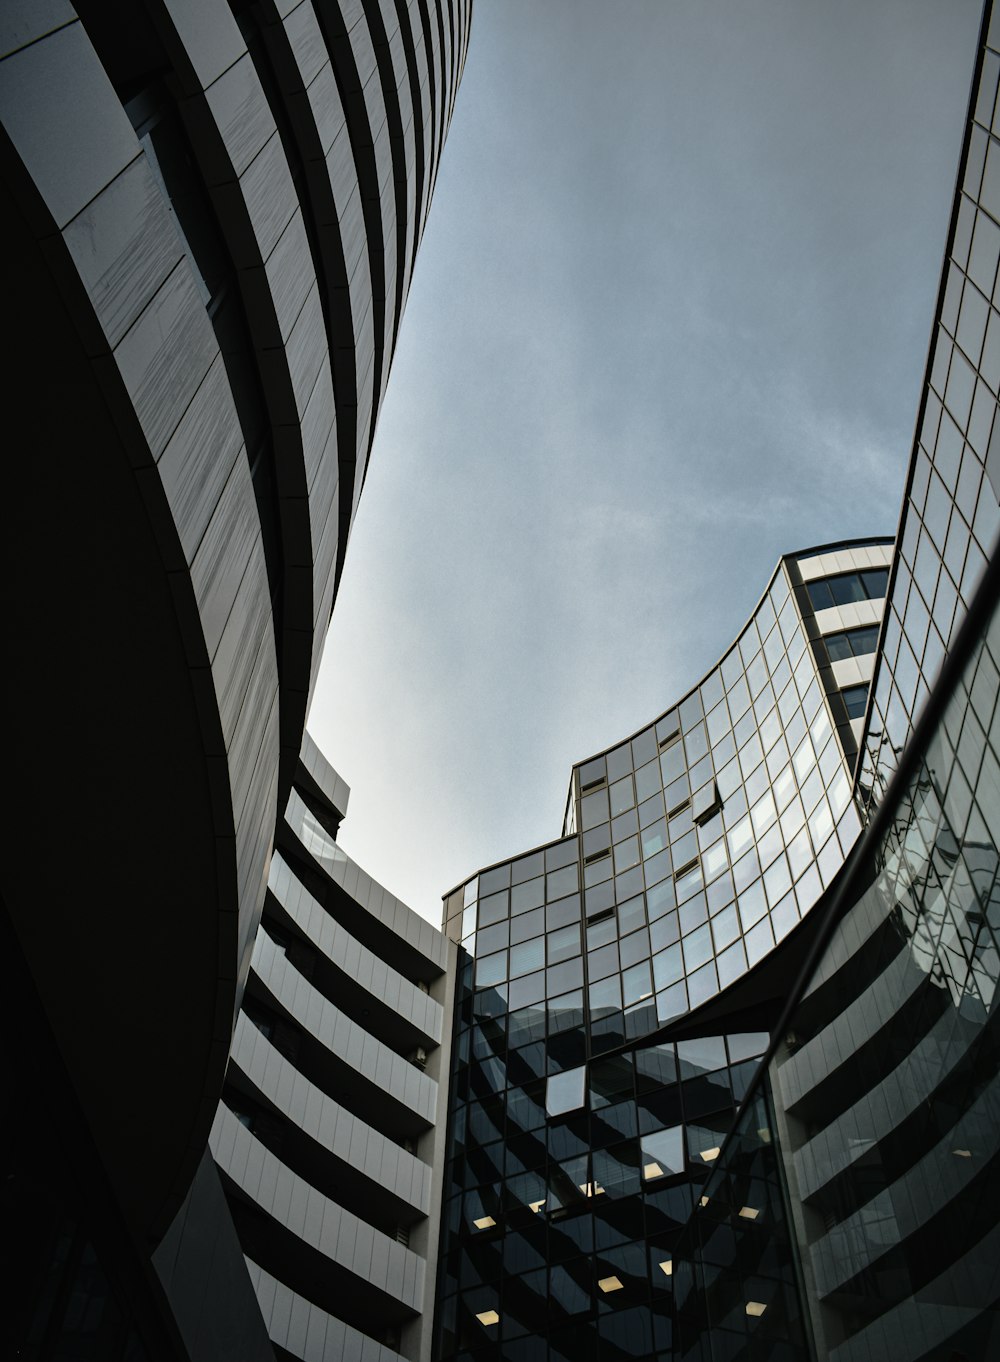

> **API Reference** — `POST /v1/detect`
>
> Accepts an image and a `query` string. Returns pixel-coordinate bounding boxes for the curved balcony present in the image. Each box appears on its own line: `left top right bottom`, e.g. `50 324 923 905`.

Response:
824 1217 1000 1362
398 0 437 251
285 787 448 981
229 1011 431 1226
0 9 281 1239
297 731 351 829
241 0 377 602
248 929 438 1135
366 0 419 350
211 1105 425 1325
245 1255 407 1362
777 938 930 1115
269 850 443 1049
142 0 338 795
811 1070 1000 1299
316 0 396 444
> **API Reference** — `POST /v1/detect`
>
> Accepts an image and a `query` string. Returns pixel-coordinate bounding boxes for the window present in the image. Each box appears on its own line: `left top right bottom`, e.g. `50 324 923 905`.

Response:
806 569 889 612
841 684 869 719
546 1066 587 1117
861 568 889 597
640 1125 685 1179
828 574 866 606
823 625 880 662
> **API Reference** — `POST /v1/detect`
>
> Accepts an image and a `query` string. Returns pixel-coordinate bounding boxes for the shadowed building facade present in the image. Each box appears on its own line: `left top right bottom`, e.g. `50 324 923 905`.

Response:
0 2 468 1360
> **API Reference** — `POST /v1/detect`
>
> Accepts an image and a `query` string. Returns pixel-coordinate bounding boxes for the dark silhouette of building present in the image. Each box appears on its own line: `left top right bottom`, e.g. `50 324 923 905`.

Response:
0 2 469 1359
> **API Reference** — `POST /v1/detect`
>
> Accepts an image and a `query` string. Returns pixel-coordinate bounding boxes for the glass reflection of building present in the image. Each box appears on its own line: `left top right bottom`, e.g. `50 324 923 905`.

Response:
671 9 1000 1359
436 7 1000 1359
676 559 1000 1362
434 542 897 1362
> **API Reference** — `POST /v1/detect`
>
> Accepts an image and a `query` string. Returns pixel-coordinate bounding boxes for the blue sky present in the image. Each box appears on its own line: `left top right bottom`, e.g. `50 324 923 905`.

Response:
310 0 982 923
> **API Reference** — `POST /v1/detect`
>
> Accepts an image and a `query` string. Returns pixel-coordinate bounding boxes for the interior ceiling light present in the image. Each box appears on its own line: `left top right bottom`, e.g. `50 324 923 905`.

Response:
738 1206 760 1220
699 1195 710 1207
643 1161 664 1179
579 1181 606 1198
472 1216 496 1229
659 1259 673 1276
700 1146 721 1162
476 1310 500 1326
953 1148 973 1158
757 1128 772 1144
598 1276 624 1293
528 1199 546 1213
746 1301 767 1317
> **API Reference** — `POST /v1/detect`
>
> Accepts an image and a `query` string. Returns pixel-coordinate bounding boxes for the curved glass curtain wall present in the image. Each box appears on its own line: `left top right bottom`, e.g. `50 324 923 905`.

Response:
436 542 891 1362
674 550 1000 1362
444 544 890 1052
437 1011 772 1361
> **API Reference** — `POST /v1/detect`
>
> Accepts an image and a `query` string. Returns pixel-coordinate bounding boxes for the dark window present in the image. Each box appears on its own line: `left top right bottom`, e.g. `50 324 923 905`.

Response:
806 579 833 611
829 574 867 607
807 569 889 613
841 684 869 719
861 567 890 598
824 625 880 662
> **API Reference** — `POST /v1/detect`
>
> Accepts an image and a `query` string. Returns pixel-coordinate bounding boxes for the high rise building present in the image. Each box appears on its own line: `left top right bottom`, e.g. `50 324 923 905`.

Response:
434 540 895 1361
4 3 1000 1362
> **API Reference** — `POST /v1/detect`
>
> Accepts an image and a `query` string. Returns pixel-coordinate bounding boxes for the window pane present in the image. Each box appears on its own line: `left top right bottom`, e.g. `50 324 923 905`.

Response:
861 567 889 598
825 632 853 662
510 938 545 977
546 1066 586 1116
829 573 866 606
807 579 833 611
842 684 869 719
640 1125 685 1179
548 923 581 965
851 625 880 655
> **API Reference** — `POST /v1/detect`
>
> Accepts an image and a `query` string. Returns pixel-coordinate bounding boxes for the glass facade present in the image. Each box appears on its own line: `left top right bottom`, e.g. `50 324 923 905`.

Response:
437 994 769 1362
437 544 893 1362
445 546 888 1044
859 5 1000 815
630 17 1000 1360
676 552 1000 1362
